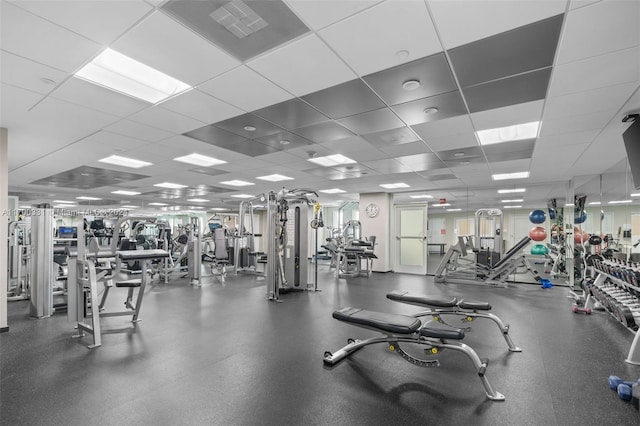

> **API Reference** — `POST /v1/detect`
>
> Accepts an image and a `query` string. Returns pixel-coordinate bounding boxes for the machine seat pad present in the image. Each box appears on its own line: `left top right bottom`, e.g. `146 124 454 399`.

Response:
115 279 142 288
387 290 458 307
333 307 421 335
420 327 465 340
117 249 170 260
458 299 491 310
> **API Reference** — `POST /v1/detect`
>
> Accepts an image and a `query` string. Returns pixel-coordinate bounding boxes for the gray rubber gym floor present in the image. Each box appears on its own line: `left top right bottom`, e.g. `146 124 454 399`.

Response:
2 267 640 425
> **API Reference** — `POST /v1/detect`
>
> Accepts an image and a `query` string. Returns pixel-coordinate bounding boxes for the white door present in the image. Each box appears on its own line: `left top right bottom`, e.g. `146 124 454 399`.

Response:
394 204 428 274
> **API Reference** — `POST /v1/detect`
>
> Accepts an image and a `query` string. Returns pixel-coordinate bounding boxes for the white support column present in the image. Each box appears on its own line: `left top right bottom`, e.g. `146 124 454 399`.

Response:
1 128 9 332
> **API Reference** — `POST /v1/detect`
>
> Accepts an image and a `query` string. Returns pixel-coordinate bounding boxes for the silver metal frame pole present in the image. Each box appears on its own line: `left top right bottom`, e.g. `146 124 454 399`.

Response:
30 204 53 318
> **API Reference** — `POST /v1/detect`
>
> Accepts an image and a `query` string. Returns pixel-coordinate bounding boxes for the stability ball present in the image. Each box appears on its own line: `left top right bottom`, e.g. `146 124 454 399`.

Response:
531 244 549 255
574 228 589 244
529 226 547 242
529 209 546 224
549 208 556 220
574 211 587 224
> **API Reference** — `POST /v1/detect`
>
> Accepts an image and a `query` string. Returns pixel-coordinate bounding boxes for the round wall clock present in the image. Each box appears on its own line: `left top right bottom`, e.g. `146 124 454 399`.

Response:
365 203 379 218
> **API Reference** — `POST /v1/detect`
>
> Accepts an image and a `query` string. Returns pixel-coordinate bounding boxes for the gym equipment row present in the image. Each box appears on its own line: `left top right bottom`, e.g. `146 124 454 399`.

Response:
586 258 640 365
322 220 377 279
7 220 30 301
323 291 521 401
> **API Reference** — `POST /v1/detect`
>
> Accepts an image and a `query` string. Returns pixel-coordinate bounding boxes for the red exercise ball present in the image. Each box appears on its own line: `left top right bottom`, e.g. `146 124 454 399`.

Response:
529 226 547 242
574 230 589 244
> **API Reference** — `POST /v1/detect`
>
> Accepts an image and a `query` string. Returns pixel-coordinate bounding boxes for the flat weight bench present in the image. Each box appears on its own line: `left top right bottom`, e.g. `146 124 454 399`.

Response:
387 290 522 352
324 307 505 401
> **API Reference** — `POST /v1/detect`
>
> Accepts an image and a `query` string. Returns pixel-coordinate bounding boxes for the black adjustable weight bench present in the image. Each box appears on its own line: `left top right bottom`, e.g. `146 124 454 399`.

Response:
387 290 522 352
324 307 505 401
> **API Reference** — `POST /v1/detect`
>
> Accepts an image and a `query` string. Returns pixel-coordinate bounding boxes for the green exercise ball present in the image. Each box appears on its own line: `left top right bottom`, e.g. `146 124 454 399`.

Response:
531 244 549 256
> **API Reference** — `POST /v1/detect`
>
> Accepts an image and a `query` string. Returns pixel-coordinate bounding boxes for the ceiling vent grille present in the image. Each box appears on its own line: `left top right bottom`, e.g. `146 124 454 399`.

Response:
210 0 268 39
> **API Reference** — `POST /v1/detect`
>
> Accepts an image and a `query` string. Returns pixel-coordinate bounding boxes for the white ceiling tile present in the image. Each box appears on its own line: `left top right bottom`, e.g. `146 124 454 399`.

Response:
112 11 240 86
159 90 243 124
129 106 206 134
557 0 640 65
380 141 431 157
247 34 356 96
549 46 640 97
535 129 599 148
198 66 293 112
319 0 441 76
285 0 383 30
428 0 568 49
569 0 601 10
422 132 479 152
544 82 638 119
471 100 544 131
0 51 69 95
411 115 475 139
104 119 173 142
1 2 102 72
11 0 153 45
80 131 150 153
489 159 531 173
540 109 618 136
50 77 149 117
155 135 229 157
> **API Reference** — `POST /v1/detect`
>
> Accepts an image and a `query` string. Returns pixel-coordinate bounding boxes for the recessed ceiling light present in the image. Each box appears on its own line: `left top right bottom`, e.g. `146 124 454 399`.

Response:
243 125 257 132
402 79 421 90
565 203 575 207
432 203 451 207
503 205 522 209
453 152 465 157
99 155 152 169
75 48 191 103
423 107 439 114
187 206 205 210
231 194 255 199
497 188 526 194
476 121 540 145
121 205 140 209
319 188 346 194
76 196 102 201
631 193 640 197
154 182 188 189
460 160 471 165
501 199 524 203
211 208 227 211
395 50 410 60
410 195 433 199
491 171 530 181
380 183 410 189
148 202 168 206
173 153 226 167
279 140 290 145
588 201 601 205
53 204 75 209
40 77 56 85
220 180 254 187
256 174 294 182
447 208 461 212
53 200 77 204
609 200 632 204
111 190 141 196
307 154 356 167
187 198 209 202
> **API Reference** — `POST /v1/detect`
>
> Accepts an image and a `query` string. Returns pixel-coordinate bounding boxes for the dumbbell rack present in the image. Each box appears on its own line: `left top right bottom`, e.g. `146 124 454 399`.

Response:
589 258 640 365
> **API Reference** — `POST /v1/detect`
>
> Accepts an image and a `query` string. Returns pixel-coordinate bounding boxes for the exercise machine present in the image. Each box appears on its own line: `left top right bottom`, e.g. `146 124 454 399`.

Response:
7 220 31 301
234 197 265 275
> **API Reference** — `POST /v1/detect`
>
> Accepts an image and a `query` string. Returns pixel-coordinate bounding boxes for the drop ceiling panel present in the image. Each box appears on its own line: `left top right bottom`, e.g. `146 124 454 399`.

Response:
30 166 150 189
556 0 640 65
395 153 447 171
411 114 475 139
213 113 284 139
104 119 173 142
112 11 240 86
0 51 69 95
80 131 150 152
535 129 599 149
427 0 568 49
221 140 280 157
1 2 102 72
361 159 412 174
51 77 149 117
319 0 441 76
485 149 534 163
301 79 386 119
544 82 639 119
129 106 206 134
183 125 248 147
337 108 405 135
12 0 153 45
254 131 313 150
284 0 382 30
155 134 233 157
489 158 531 173
471 100 544 130
391 90 467 126
247 34 356 96
341 147 390 162
435 146 484 161
363 126 420 147
380 141 431 157
448 14 562 88
549 46 640 98
198 66 292 113
160 90 243 124
161 0 309 61
418 132 479 152
253 98 329 130
363 53 457 106
463 68 552 113
540 109 617 137
291 121 355 143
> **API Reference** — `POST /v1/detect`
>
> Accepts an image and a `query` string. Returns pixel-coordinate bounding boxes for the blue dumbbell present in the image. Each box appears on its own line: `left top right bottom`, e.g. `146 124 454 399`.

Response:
608 375 636 390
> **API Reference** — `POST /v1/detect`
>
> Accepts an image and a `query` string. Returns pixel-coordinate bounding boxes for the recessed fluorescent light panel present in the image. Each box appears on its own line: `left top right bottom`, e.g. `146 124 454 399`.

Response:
491 172 530 181
410 195 434 199
631 193 640 197
609 200 632 204
76 196 102 201
53 200 77 204
220 180 254 186
121 205 140 209
588 201 601 205
319 188 346 194
256 174 293 182
501 199 523 203
380 183 410 189
75 48 191 103
99 155 152 169
231 194 255 199
432 203 451 207
447 208 461 212
187 198 209 202
154 182 188 189
497 188 526 194
503 205 522 209
111 190 141 196
148 202 168 206
307 154 356 167
174 153 226 167
476 121 540 145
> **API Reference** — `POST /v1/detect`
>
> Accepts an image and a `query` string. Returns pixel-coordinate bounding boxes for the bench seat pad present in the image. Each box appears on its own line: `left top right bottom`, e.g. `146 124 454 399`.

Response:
333 307 421 335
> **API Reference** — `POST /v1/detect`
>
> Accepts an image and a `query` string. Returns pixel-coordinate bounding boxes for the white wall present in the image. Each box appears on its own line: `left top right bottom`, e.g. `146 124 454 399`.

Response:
1 128 8 331
359 193 391 272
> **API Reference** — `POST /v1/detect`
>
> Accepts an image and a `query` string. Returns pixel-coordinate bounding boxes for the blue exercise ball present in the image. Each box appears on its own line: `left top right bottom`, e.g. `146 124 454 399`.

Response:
574 211 587 224
529 209 546 224
548 208 556 220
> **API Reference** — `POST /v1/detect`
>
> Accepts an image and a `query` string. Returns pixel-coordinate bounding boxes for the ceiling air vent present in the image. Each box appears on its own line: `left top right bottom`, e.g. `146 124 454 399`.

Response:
210 0 268 39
